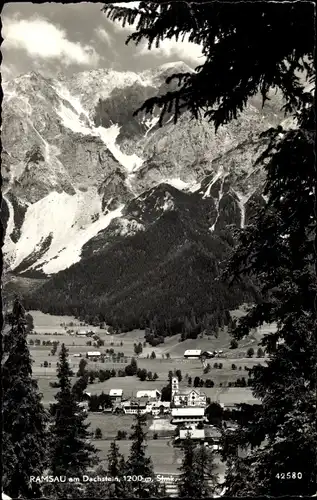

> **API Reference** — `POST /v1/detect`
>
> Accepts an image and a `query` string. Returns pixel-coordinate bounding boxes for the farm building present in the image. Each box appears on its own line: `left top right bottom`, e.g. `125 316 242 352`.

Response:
171 407 206 425
147 401 171 415
136 389 161 401
87 351 101 358
109 389 123 403
122 401 148 415
77 330 88 336
184 349 202 359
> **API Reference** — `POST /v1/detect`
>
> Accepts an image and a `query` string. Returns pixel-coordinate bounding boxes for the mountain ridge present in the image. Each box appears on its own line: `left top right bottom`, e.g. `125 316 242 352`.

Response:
2 61 285 330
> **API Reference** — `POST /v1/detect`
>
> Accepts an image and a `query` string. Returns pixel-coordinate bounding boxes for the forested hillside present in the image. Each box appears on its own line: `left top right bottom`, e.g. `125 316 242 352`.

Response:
25 207 256 337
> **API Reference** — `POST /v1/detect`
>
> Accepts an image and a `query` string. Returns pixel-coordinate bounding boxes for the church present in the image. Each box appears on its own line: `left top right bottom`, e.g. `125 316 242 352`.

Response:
171 376 207 408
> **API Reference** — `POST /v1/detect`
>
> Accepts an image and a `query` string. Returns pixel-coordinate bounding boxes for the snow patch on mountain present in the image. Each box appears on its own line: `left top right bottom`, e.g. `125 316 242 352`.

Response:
41 203 124 274
144 116 159 137
54 84 144 175
203 171 223 199
56 101 92 135
96 125 143 173
210 172 226 232
10 189 124 275
2 197 16 264
234 191 250 228
164 178 192 191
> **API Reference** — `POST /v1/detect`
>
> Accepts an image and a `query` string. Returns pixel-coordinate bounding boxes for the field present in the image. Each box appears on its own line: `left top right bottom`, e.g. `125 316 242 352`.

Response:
93 439 226 478
21 309 265 481
29 309 266 406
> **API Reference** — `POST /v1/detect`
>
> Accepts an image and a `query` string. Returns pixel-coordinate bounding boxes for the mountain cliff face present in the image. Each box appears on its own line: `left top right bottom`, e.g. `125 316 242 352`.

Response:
2 61 286 327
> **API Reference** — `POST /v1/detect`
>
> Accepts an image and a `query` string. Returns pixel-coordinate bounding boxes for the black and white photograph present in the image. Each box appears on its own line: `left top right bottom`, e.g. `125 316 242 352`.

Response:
1 1 315 498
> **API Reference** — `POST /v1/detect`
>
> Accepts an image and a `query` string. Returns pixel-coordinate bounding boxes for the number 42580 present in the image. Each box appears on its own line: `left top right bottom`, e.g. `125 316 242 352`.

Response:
276 472 302 480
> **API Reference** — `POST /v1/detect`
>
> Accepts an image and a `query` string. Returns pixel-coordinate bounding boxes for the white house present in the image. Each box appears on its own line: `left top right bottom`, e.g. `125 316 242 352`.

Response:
109 389 123 403
122 401 148 415
87 351 101 358
147 401 171 415
136 390 161 400
171 407 206 425
179 428 205 440
184 349 202 359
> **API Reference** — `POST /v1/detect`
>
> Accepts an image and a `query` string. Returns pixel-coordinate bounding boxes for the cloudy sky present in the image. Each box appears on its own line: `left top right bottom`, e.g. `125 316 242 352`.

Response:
2 2 204 81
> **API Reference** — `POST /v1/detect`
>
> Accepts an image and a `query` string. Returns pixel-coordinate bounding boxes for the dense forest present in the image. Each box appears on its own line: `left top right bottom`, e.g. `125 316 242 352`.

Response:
24 207 256 338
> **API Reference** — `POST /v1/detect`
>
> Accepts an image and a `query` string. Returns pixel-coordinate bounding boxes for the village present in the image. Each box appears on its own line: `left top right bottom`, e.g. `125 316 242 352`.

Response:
22 309 267 485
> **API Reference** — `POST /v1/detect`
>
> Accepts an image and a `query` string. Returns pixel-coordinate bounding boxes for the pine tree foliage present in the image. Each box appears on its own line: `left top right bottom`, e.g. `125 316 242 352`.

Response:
194 443 219 497
178 433 200 497
2 299 48 498
107 440 129 498
103 1 314 129
125 410 159 497
49 343 99 478
220 98 316 496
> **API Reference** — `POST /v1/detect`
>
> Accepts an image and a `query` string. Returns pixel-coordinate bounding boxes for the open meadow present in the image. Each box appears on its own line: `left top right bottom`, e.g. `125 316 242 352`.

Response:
93 438 226 478
29 309 264 407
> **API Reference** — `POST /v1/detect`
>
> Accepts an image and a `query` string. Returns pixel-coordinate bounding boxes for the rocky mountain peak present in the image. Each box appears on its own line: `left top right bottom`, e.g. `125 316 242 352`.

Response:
2 61 285 277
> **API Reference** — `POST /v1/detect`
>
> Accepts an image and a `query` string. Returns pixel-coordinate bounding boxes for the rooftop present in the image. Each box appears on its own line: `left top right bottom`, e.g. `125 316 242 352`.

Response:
109 389 123 397
136 390 161 398
171 407 205 416
184 349 202 356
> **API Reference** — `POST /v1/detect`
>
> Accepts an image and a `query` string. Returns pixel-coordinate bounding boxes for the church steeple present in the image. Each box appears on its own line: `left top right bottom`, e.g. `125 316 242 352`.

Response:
171 376 179 401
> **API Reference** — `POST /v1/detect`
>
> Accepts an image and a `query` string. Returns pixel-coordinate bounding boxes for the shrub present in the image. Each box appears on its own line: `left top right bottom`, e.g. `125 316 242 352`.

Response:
43 361 48 368
153 433 158 440
95 428 103 439
231 364 237 370
230 339 238 349
116 430 127 440
138 369 148 381
247 347 255 358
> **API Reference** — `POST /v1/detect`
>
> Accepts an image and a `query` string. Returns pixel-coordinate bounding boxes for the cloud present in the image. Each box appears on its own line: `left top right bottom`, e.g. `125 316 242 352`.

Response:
138 36 205 66
107 5 204 65
110 2 141 33
95 27 112 46
3 17 100 67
